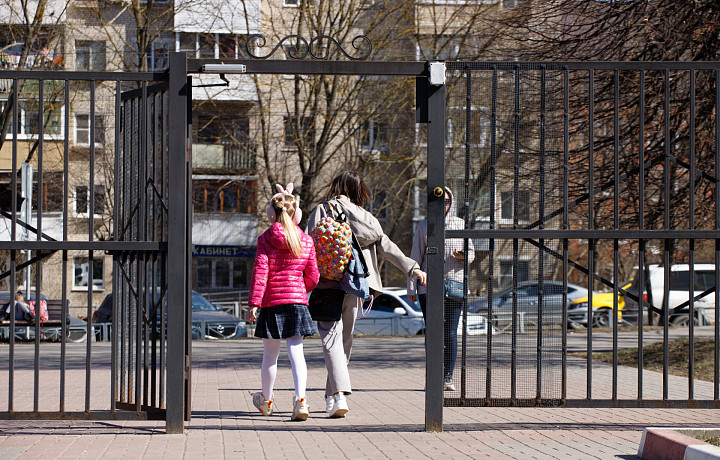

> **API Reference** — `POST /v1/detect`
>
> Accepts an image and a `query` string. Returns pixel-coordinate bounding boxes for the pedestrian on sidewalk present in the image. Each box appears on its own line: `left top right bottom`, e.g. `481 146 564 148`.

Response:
306 170 427 418
407 186 474 391
247 183 320 421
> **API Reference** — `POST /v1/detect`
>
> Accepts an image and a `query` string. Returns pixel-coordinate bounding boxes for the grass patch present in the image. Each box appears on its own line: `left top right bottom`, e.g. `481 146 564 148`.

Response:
574 338 717 382
699 435 720 447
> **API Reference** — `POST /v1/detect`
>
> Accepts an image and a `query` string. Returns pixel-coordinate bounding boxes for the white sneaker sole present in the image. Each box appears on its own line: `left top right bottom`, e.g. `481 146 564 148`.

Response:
292 411 309 421
329 407 348 418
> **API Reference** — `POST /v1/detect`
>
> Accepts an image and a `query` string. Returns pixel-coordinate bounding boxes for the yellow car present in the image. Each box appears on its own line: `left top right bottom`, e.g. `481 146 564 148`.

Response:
567 282 631 328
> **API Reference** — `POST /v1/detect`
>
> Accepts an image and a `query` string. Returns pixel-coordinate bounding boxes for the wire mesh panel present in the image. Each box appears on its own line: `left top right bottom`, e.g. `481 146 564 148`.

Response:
441 61 720 409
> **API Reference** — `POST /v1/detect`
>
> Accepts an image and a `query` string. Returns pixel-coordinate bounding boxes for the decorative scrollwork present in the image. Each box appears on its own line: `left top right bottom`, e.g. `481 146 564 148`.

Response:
245 34 372 61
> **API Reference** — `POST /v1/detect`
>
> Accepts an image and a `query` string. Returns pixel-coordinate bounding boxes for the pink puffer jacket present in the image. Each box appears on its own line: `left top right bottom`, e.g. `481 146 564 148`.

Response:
248 223 320 308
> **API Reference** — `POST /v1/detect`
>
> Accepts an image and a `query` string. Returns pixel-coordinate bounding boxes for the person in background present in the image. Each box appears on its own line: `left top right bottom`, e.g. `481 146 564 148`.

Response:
408 186 474 391
306 170 427 418
0 291 35 322
247 183 320 421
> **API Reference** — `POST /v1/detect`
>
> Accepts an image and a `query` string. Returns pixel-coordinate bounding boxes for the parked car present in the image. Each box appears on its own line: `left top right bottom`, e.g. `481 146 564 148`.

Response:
566 281 631 328
623 264 715 326
93 291 247 339
355 287 489 336
355 287 425 336
468 281 589 328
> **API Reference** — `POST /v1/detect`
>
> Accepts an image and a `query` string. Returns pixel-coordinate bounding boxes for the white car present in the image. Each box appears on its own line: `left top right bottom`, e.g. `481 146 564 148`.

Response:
355 287 489 336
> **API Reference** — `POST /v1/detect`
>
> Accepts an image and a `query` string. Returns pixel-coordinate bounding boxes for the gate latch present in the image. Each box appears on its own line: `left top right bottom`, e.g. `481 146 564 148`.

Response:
428 247 438 255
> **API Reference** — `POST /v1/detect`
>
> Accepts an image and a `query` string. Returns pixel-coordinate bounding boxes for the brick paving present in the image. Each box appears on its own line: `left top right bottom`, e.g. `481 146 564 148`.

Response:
0 335 719 459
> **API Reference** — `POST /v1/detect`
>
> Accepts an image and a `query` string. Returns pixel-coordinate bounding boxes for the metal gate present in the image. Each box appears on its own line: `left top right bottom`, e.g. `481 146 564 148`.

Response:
430 62 720 412
0 65 190 432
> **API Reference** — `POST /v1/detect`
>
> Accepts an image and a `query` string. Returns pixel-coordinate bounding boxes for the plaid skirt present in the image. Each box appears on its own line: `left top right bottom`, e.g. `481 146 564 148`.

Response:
254 303 317 339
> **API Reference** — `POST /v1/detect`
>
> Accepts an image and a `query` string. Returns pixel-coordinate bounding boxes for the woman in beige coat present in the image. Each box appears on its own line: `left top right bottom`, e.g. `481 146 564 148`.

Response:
306 170 427 418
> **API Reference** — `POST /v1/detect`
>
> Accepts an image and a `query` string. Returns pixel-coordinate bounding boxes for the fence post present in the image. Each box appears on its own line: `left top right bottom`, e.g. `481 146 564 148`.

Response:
166 51 190 434
424 62 446 433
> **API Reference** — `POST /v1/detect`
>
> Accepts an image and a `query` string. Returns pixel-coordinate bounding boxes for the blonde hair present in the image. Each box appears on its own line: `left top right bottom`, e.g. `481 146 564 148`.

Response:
272 194 303 257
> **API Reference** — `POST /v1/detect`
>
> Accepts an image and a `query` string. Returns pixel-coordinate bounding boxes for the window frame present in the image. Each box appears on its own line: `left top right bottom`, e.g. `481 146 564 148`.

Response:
72 256 105 290
75 40 106 72
0 100 65 141
74 184 106 218
74 113 106 147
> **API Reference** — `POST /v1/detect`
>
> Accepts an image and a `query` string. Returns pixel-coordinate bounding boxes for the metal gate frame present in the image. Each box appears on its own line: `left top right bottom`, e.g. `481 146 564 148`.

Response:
0 65 191 433
438 61 720 416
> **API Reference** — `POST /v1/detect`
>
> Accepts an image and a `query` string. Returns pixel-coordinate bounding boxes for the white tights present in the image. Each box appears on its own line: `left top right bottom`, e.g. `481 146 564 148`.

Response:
261 336 307 401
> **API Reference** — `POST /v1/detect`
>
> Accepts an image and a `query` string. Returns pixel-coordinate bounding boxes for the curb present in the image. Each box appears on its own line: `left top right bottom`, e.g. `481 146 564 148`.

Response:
638 428 720 460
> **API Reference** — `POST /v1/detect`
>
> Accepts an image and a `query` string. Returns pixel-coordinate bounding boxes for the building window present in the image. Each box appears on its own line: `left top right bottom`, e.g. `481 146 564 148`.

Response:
73 257 104 289
283 0 300 6
75 114 105 146
147 39 172 70
283 116 314 146
75 185 105 216
498 260 530 290
360 119 389 151
196 258 249 290
193 179 256 214
198 33 216 59
36 172 63 212
500 190 530 222
1 101 65 139
75 40 106 71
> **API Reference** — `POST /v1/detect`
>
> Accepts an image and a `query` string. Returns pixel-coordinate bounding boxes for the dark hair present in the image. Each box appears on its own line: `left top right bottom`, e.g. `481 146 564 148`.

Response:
326 170 370 206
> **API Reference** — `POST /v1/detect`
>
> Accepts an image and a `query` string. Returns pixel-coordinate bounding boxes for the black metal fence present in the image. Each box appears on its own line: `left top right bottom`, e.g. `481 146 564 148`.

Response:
438 61 720 409
0 66 189 431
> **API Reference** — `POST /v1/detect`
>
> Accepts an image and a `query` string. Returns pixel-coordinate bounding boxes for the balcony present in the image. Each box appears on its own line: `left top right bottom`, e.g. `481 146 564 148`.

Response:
192 141 256 172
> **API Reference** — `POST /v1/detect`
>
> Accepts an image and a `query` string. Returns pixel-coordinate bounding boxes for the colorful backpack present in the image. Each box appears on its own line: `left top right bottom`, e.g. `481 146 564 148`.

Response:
311 202 353 281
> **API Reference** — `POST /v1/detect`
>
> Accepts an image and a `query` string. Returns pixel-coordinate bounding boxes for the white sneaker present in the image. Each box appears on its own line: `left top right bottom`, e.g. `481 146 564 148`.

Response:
443 379 456 391
329 393 348 418
291 396 309 421
325 395 335 414
252 391 273 416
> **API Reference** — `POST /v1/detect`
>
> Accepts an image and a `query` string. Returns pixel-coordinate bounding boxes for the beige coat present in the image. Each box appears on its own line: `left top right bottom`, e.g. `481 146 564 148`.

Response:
306 195 418 295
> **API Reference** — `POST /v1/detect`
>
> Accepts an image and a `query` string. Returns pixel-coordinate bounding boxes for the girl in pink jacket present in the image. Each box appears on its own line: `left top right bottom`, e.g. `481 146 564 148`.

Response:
247 183 320 421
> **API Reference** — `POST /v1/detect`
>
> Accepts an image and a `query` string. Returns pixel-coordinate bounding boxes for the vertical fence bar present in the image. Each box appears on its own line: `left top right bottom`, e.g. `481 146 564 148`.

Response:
486 66 497 400
61 79 70 413
150 92 159 408
8 78 18 413
536 66 546 400
689 69 696 399
663 69 670 401
137 81 147 411
34 79 44 413
715 69 720 401
511 64 520 402
86 79 96 413
460 65 471 399
142 83 150 409
562 67 569 401
112 80 121 412
587 70 595 400
613 69 620 401
638 69 645 401
160 90 168 409
167 52 190 433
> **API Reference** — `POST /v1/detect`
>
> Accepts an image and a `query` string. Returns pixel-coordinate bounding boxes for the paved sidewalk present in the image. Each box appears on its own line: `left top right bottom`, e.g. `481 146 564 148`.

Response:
1 336 720 459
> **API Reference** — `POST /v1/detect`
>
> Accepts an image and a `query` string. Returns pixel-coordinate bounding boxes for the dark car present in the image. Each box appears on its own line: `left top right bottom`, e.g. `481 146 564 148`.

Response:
93 291 246 339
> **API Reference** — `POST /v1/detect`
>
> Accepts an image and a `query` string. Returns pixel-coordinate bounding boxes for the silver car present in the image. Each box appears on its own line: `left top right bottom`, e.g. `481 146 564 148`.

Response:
354 288 425 336
468 281 588 328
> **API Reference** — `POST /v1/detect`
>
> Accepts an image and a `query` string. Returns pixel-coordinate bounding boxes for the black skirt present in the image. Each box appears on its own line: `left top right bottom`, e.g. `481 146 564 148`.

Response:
254 303 317 339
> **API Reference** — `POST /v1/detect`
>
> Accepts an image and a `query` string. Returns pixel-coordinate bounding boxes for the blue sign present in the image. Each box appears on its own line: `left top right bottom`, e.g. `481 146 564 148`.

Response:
192 245 256 258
